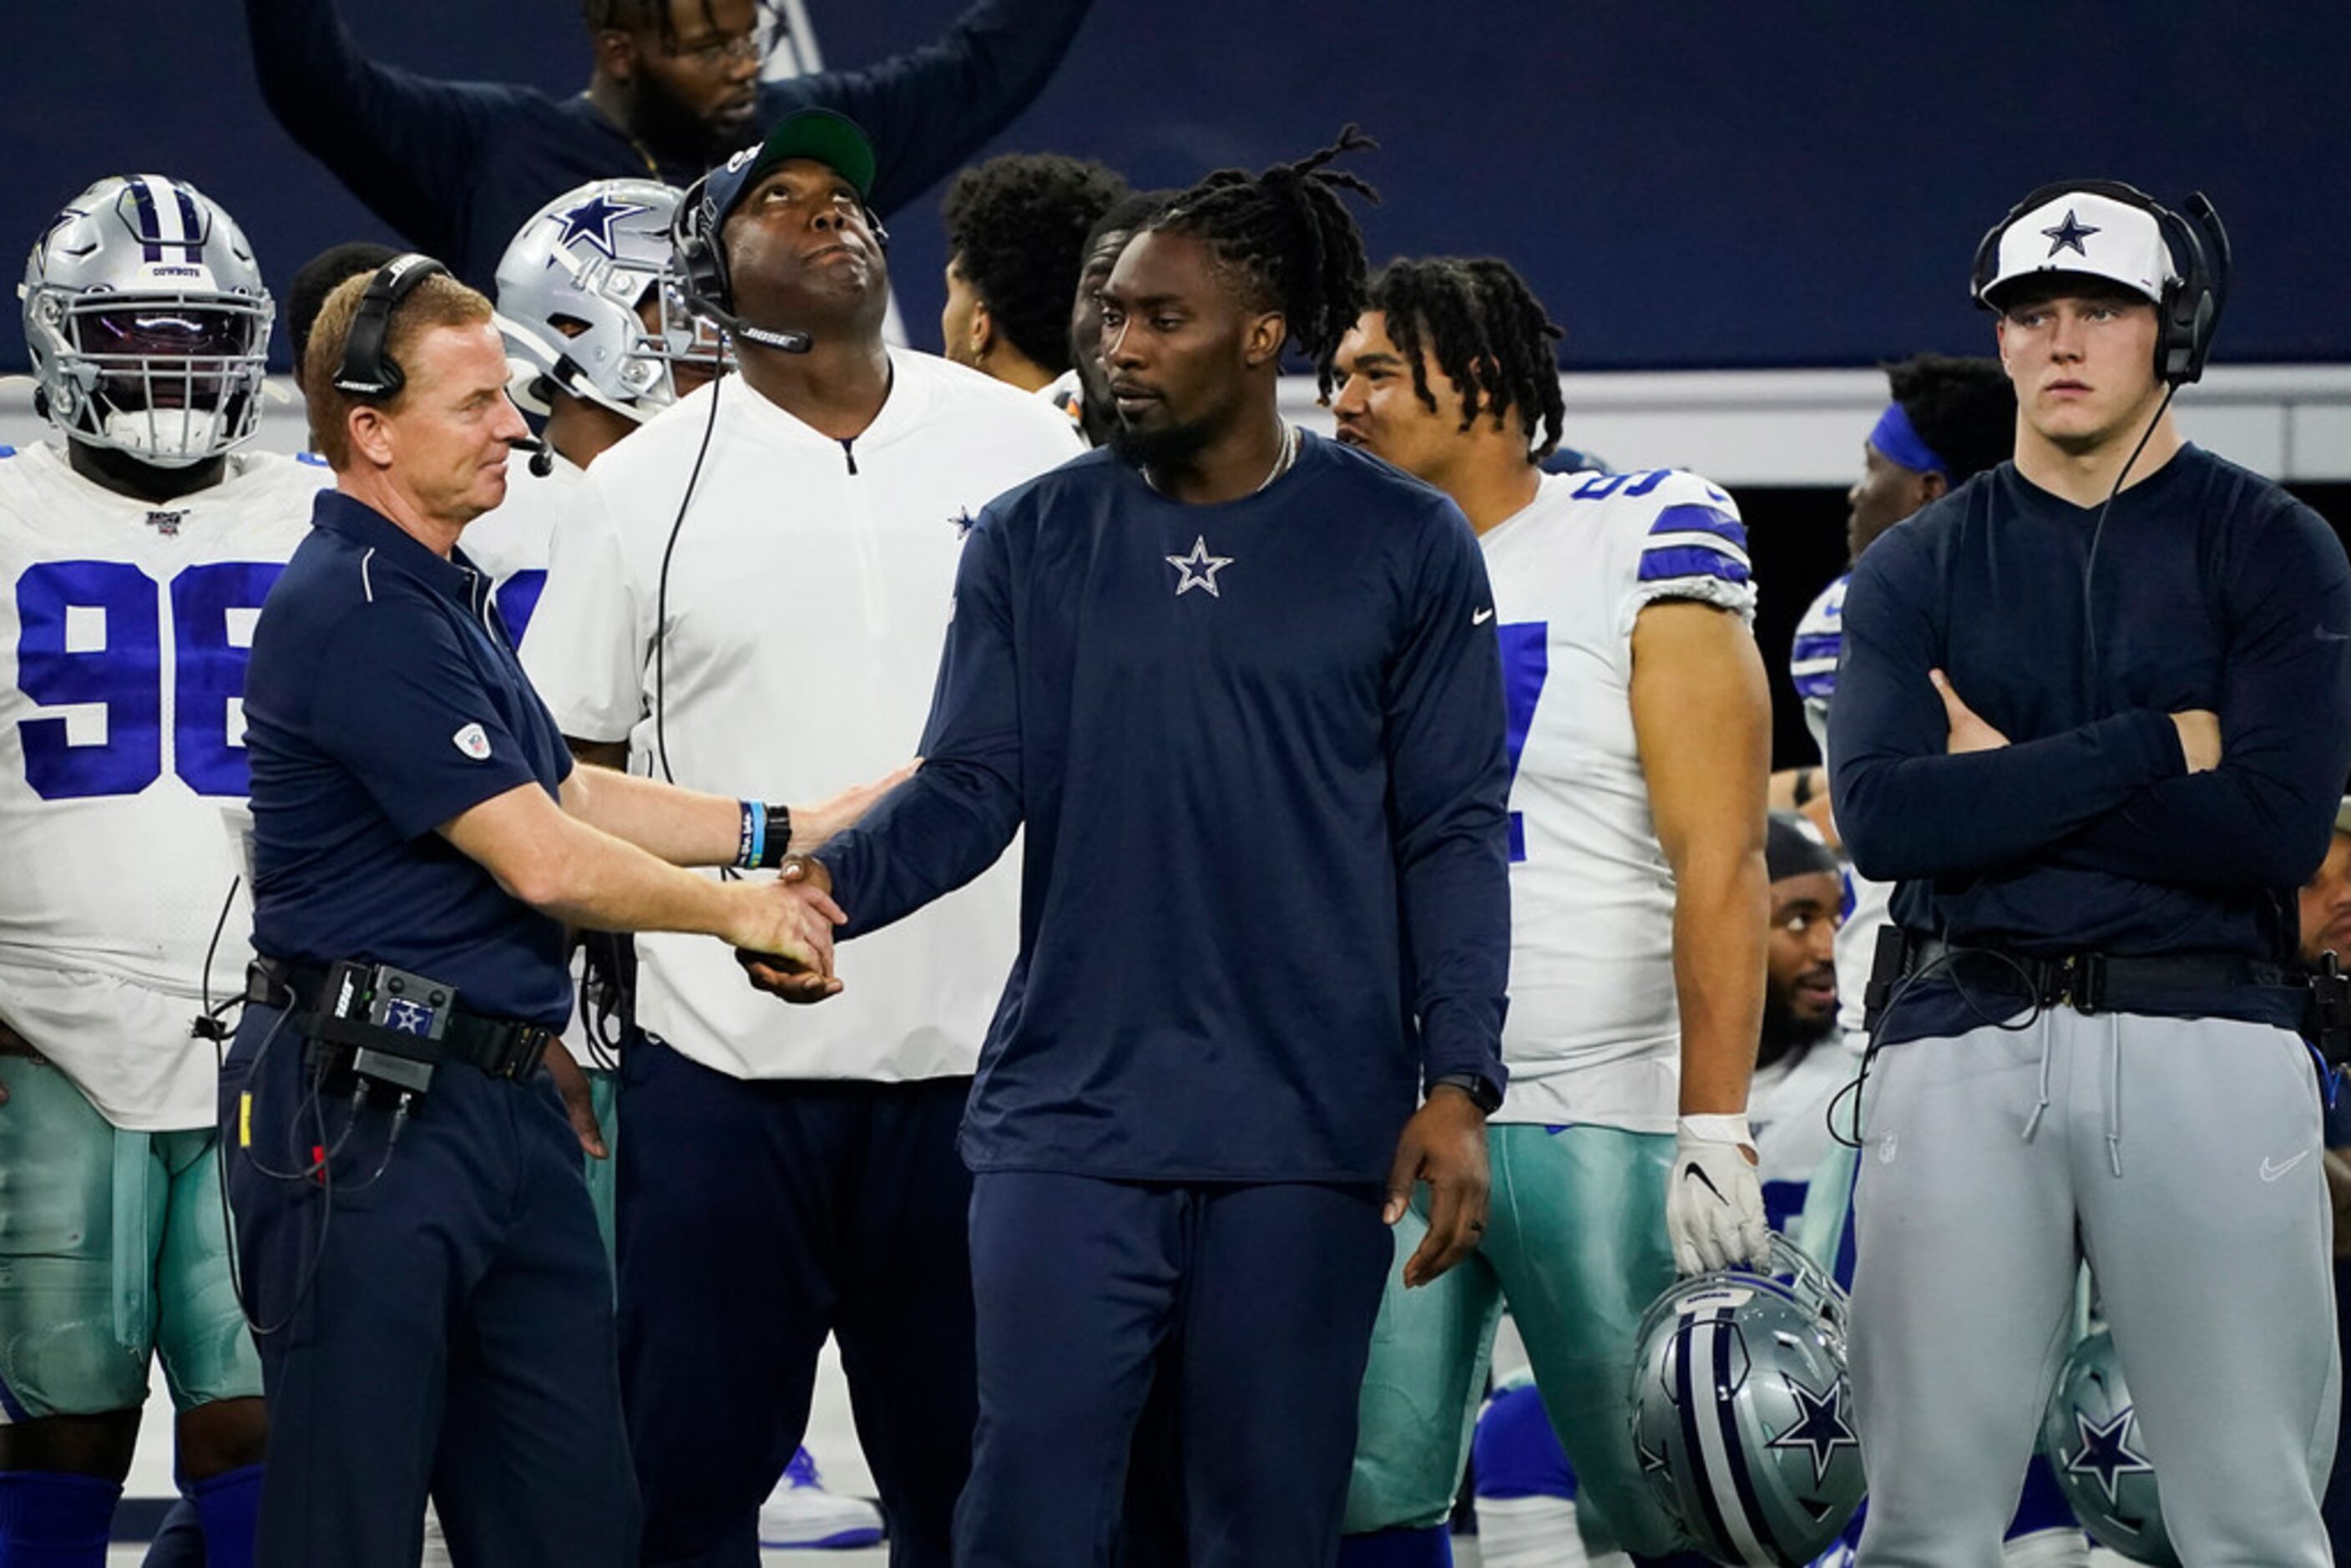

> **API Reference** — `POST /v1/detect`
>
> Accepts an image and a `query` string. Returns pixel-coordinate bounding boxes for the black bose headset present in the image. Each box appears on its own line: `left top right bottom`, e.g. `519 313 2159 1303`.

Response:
667 173 814 356
1969 180 2232 387
331 253 452 397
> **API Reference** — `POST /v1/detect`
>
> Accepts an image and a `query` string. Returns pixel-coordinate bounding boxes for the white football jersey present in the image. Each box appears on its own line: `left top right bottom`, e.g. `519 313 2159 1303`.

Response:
1792 573 1892 1038
457 445 586 653
1747 1035 1859 1193
0 442 326 1128
458 447 609 1066
523 351 1082 1083
1480 468 1757 1131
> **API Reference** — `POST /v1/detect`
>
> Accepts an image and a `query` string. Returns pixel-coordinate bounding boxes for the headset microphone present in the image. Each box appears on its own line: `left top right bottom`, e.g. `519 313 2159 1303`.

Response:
512 435 555 478
711 313 811 356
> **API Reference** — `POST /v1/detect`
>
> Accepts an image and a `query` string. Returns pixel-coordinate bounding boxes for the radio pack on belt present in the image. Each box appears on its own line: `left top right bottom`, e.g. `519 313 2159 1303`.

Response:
249 956 557 1095
1864 928 2351 1066
320 960 458 1094
2310 953 2351 1068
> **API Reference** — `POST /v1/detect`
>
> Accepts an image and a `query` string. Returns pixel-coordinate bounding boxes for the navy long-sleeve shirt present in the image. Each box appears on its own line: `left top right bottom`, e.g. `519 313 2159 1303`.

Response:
817 437 1514 1183
1829 444 2351 1044
245 0 1090 286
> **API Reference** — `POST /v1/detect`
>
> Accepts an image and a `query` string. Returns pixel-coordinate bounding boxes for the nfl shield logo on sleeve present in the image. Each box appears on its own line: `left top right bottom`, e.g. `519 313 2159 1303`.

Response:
453 722 493 760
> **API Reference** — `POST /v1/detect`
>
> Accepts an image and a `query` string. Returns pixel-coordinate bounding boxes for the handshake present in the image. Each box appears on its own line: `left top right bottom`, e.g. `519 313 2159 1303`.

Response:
728 856 850 1004
710 759 918 1004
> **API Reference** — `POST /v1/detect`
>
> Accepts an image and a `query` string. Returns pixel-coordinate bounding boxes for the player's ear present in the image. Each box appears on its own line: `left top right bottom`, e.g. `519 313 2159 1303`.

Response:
1918 470 1950 506
346 404 396 471
592 27 640 86
969 300 994 362
1241 310 1287 371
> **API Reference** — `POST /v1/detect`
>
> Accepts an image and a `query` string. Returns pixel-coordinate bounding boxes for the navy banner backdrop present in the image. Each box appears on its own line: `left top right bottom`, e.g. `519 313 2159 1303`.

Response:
4 1 2343 372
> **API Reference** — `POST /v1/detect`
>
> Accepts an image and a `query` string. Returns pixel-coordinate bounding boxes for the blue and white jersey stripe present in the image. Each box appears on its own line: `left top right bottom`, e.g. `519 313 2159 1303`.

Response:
1790 573 1850 705
1640 498 1751 588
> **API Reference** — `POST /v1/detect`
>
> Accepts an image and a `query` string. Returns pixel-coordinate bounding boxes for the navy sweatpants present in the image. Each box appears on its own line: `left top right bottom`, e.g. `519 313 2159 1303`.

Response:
616 1036 976 1567
220 1002 638 1568
959 1173 1393 1567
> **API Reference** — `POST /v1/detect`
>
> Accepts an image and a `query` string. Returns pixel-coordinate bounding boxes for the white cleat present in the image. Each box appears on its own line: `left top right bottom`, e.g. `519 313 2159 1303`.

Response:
757 1446 885 1550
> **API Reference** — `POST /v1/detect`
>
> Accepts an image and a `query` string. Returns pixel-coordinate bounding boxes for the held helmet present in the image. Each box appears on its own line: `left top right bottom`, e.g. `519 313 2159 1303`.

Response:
22 175 273 466
493 179 715 422
1629 1233 1867 1565
2040 1328 2176 1565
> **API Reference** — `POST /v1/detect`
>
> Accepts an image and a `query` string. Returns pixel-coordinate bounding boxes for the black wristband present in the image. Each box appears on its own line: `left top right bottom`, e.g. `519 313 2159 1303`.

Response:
1792 766 1817 808
1431 1071 1503 1115
756 803 792 869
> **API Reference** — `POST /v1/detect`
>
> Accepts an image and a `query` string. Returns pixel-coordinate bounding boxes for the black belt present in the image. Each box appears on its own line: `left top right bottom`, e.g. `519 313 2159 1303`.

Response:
245 957 557 1082
1904 937 2289 1017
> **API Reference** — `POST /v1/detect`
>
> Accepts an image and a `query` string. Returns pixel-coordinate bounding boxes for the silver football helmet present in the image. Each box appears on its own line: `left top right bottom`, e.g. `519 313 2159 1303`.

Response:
494 179 714 423
21 175 273 467
2040 1328 2175 1565
1629 1233 1867 1565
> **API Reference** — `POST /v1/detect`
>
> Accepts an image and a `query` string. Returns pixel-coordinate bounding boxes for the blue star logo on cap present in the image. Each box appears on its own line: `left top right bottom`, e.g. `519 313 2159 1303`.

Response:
549 193 651 260
2040 208 2101 259
2063 1404 2155 1506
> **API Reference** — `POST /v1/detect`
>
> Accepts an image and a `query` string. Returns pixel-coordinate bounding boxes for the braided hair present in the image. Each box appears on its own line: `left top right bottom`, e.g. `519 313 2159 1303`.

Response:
1368 257 1565 463
1148 127 1380 397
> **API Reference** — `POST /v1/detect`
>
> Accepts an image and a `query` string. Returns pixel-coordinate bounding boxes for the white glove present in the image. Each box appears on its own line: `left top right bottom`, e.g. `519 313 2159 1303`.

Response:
1667 1113 1769 1275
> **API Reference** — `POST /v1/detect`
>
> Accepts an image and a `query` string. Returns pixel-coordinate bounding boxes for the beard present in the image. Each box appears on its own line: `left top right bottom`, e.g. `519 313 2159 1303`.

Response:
1106 406 1217 477
1757 985 1838 1072
632 70 726 164
1073 354 1117 440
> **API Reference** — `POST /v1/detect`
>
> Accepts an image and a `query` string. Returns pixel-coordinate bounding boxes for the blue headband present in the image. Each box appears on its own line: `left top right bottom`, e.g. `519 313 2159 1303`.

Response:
1868 402 1949 481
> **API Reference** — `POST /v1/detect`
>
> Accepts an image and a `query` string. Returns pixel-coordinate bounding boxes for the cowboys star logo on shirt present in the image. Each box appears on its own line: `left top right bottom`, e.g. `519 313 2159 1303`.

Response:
452 721 493 760
1165 537 1233 598
382 998 437 1036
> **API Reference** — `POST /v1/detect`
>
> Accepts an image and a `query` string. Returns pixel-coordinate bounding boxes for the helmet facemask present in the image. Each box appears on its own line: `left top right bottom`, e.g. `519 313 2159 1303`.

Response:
26 285 272 466
22 175 275 469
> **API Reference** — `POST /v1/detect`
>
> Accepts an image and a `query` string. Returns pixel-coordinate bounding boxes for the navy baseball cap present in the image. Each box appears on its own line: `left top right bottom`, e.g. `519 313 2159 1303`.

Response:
705 109 877 229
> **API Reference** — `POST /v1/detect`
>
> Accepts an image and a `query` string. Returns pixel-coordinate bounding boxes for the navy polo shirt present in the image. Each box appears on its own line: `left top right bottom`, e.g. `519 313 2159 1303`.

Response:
244 490 575 1027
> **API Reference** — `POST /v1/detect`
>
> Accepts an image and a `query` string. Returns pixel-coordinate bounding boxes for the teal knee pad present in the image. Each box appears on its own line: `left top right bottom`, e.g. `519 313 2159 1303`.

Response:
0 1065 150 1417
1343 1206 1500 1534
1484 1125 1686 1558
582 1067 618 1269
153 1131 262 1409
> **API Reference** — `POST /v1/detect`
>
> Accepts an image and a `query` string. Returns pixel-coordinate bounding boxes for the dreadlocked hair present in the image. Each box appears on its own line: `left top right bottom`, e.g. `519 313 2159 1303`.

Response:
1370 257 1565 463
1150 126 1381 397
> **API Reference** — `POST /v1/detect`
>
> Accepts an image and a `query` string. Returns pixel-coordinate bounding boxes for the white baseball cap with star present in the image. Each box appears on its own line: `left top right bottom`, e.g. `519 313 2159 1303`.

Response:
1977 188 2178 309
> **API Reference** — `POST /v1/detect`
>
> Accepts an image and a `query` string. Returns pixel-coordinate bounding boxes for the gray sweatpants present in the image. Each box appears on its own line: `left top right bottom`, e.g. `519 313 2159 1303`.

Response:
1850 1009 2338 1567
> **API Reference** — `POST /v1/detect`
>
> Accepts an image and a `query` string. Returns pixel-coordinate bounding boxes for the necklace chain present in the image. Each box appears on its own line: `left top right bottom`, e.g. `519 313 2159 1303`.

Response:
1145 419 1297 498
